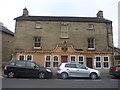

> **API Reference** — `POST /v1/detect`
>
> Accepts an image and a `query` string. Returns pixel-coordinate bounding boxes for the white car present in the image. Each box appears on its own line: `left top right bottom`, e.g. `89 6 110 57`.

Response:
57 62 100 79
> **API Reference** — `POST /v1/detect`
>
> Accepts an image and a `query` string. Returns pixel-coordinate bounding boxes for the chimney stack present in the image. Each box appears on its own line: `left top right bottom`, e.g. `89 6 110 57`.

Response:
23 7 29 16
97 10 103 18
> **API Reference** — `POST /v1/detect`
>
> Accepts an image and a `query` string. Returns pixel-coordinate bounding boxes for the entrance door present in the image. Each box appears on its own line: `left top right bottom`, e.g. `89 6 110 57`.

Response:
61 56 68 63
86 57 93 68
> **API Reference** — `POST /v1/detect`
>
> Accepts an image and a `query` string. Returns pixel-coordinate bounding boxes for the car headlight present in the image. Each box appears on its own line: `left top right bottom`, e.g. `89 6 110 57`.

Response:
46 69 51 72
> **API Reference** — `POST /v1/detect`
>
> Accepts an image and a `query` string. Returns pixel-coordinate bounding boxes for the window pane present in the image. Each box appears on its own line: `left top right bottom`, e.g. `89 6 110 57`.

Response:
104 62 109 68
27 55 32 61
53 62 58 67
35 37 41 42
71 56 75 62
104 57 108 61
19 55 24 60
46 56 50 61
35 43 41 47
46 62 50 67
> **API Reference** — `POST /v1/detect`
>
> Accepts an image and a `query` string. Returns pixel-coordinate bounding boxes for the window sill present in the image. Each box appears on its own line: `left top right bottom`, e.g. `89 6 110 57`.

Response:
35 28 42 29
60 37 69 39
87 48 95 50
87 28 94 30
33 47 41 49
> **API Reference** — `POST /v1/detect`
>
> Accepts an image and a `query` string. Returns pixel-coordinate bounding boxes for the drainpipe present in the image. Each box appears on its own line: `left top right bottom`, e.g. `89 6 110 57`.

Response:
106 23 114 66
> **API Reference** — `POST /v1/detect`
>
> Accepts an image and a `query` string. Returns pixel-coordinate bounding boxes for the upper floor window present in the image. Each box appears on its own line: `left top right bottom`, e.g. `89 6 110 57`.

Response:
35 22 42 29
61 24 68 38
34 37 41 49
88 38 95 50
88 24 94 30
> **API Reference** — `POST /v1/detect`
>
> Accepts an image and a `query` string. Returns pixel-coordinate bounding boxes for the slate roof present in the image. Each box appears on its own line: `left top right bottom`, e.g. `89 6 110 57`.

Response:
0 25 14 36
14 16 112 23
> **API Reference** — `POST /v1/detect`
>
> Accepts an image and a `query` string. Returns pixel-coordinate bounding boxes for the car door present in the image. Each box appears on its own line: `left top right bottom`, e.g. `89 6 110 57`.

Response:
65 64 78 77
15 61 26 77
76 64 90 77
25 61 40 77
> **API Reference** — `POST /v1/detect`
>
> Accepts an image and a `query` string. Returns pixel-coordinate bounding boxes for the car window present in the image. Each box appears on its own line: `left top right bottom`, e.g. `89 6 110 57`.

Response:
9 61 15 66
65 64 76 68
16 61 26 67
116 66 120 68
26 62 36 68
76 64 86 69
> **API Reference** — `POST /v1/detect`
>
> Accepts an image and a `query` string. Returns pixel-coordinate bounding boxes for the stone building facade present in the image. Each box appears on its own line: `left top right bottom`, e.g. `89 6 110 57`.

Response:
0 22 14 66
14 8 114 70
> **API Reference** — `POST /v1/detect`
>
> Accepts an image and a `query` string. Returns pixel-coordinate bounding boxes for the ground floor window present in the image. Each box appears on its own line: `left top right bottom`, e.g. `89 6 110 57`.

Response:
95 56 101 69
103 56 109 68
19 55 25 60
70 55 76 62
26 55 33 61
78 55 84 64
45 56 51 67
53 56 59 67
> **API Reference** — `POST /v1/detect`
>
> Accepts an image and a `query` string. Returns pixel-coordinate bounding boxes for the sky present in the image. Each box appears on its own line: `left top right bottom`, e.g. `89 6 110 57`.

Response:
0 0 119 47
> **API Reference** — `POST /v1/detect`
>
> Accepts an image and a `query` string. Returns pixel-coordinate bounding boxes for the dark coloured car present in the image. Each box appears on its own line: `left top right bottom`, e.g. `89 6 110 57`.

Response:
4 60 52 79
109 64 120 78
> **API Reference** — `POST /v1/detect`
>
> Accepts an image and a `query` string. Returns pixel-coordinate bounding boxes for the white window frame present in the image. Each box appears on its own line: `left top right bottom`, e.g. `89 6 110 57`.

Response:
103 56 110 69
35 22 42 29
26 55 33 61
78 55 84 64
88 24 94 30
70 55 76 63
95 56 102 69
45 55 51 68
88 38 95 50
18 54 25 60
33 37 41 49
53 55 59 67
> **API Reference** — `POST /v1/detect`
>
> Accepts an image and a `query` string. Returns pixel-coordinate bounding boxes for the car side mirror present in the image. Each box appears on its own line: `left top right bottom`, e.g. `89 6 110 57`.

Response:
34 66 37 68
86 67 88 70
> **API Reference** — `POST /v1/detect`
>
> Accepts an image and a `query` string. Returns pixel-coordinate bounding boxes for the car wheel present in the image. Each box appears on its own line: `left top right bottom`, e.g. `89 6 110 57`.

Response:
61 73 68 79
90 73 97 79
8 71 15 78
38 72 46 79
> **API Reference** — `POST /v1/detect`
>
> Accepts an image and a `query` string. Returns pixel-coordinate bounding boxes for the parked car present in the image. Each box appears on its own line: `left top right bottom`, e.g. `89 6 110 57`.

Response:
109 64 120 78
4 60 52 79
57 62 100 79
